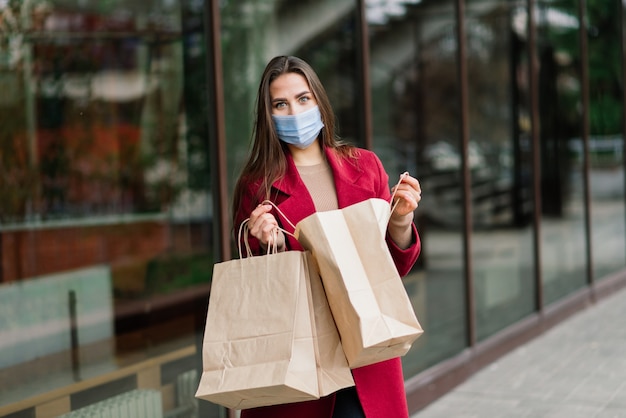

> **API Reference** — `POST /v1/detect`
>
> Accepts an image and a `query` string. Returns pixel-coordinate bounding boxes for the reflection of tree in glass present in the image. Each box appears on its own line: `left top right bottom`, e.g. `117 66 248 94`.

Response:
0 1 211 223
544 0 622 135
0 0 50 223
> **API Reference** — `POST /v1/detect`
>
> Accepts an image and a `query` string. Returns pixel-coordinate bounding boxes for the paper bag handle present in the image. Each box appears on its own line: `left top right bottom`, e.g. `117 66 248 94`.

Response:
237 219 253 258
260 200 297 234
258 172 409 232
389 171 410 219
237 216 297 258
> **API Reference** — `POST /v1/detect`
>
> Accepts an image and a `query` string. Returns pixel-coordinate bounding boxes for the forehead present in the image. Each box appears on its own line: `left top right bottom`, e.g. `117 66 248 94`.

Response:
269 72 311 98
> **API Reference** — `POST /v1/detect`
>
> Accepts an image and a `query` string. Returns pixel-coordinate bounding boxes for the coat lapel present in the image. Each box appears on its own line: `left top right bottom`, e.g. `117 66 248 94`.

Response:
324 147 374 208
268 153 315 230
268 147 374 231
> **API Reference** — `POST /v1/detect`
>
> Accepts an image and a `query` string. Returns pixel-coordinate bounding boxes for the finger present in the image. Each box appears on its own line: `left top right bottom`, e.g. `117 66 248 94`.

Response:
399 175 421 193
394 190 419 212
395 184 421 201
393 178 420 195
249 205 273 229
398 173 416 184
250 203 271 219
253 214 279 241
261 223 279 244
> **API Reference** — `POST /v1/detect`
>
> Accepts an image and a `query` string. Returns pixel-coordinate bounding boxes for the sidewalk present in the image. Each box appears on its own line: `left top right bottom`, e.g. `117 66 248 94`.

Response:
411 285 626 418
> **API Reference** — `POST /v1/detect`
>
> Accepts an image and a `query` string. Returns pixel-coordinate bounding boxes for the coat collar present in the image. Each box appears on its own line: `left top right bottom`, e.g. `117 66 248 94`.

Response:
269 146 372 227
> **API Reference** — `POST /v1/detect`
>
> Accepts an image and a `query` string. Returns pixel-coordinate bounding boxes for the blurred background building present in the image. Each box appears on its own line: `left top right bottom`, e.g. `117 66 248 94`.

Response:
0 0 625 417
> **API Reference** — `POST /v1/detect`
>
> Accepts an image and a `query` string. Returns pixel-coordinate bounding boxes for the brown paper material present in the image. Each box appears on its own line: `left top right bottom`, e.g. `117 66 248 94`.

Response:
295 198 423 368
195 246 353 410
303 252 355 394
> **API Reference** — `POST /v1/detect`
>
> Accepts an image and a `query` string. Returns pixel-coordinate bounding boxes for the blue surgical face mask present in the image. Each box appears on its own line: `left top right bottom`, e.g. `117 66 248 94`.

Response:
271 105 324 149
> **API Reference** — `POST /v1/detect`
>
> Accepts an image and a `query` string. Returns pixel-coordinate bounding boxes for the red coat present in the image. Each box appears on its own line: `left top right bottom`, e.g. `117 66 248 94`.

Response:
234 147 421 418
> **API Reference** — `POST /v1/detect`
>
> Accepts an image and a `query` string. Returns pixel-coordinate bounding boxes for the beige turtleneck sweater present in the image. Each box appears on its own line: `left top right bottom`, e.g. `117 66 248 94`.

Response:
296 161 338 212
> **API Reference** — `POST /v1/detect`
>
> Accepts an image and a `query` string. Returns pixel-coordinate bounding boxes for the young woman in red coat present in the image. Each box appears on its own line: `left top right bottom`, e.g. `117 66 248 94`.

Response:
232 55 422 418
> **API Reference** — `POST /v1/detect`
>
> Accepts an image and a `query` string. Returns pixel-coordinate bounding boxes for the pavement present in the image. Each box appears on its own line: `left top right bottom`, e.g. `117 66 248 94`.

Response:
411 284 626 418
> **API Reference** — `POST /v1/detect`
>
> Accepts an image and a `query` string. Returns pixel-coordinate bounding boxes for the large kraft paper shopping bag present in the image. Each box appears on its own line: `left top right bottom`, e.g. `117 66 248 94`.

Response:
303 251 355 395
295 198 423 368
195 224 353 409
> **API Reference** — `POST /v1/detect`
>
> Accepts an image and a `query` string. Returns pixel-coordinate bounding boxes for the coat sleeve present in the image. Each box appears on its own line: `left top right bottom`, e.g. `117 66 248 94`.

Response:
369 151 421 277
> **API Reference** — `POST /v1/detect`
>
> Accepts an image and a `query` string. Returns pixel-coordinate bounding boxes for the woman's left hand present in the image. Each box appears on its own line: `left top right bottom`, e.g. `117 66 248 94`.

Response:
390 173 422 218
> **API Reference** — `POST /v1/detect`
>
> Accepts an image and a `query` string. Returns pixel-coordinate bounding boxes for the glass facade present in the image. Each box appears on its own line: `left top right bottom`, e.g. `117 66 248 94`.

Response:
220 0 362 189
586 0 626 281
465 3 536 341
1 0 625 416
1 0 212 416
536 0 589 304
367 0 467 375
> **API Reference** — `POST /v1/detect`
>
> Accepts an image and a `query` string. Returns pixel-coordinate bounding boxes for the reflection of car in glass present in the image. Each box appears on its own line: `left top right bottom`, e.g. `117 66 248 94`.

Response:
423 140 485 172
417 140 531 229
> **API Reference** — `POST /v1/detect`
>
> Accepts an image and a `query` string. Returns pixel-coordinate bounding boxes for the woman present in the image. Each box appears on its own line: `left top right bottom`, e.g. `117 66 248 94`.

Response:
232 55 422 418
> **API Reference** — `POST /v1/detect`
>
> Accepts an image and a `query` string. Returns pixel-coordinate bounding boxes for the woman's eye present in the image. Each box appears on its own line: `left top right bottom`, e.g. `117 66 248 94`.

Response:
275 102 286 109
299 96 309 103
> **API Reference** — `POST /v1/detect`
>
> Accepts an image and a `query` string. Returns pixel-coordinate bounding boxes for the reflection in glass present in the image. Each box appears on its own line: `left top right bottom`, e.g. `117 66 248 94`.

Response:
586 0 625 280
536 0 588 304
467 4 535 341
0 0 212 415
220 0 361 195
368 1 467 375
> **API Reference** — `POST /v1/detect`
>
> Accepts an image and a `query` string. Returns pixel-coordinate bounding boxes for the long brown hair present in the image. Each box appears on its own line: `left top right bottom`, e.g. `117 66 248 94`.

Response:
232 55 354 220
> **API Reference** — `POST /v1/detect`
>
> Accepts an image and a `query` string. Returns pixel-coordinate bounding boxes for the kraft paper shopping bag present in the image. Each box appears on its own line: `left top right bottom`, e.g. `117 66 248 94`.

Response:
285 174 423 368
195 222 353 409
303 250 355 395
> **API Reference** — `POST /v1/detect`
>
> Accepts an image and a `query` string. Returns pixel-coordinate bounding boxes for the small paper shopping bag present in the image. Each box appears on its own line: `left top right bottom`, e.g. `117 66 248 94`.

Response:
295 197 423 368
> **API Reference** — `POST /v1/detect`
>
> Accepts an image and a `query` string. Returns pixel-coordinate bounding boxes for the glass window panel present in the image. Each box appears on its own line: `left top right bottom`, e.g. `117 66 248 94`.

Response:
466 3 536 341
587 0 626 280
367 0 467 375
0 0 213 414
536 0 588 304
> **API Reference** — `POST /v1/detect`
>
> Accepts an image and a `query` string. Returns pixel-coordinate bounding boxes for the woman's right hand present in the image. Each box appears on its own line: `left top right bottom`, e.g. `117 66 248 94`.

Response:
248 204 286 250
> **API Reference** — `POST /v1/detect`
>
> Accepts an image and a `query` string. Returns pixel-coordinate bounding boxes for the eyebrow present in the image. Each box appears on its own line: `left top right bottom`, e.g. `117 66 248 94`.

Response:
271 91 311 104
